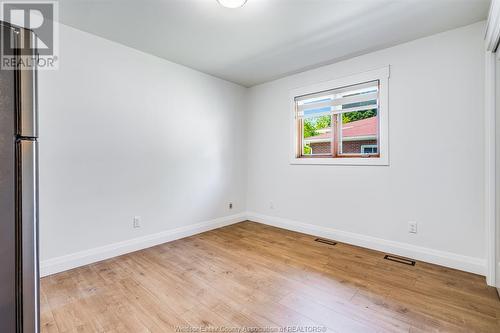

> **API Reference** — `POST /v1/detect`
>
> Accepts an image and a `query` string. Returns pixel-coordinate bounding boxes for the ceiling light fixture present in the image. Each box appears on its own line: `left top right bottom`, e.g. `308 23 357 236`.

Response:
217 0 247 9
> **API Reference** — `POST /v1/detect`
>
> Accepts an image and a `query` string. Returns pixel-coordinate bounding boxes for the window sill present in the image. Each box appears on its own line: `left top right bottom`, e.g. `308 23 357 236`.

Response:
290 156 389 166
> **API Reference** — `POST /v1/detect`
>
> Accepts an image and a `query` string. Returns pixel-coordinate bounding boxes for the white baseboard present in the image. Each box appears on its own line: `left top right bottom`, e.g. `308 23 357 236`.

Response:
40 212 247 277
246 212 486 276
41 211 486 278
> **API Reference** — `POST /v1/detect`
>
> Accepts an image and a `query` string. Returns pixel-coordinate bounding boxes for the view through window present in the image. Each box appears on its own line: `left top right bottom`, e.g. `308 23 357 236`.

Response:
295 80 379 158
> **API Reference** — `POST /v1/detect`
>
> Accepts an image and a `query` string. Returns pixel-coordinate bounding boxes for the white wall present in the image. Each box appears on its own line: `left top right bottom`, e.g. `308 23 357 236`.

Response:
38 24 247 263
246 22 486 271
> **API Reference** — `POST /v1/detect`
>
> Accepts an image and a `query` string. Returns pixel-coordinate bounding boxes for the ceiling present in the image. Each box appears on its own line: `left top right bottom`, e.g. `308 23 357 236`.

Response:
58 0 490 87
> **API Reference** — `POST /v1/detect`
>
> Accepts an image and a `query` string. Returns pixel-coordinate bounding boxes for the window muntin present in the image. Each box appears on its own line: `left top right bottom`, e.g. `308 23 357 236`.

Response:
295 80 380 159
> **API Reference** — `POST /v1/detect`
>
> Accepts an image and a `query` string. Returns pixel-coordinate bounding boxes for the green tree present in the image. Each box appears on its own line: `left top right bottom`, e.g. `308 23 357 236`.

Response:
303 119 317 138
303 115 331 138
315 115 331 129
342 109 377 124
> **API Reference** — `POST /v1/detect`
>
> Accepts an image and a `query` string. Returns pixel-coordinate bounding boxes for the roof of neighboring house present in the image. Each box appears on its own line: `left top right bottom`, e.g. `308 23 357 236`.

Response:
304 116 377 142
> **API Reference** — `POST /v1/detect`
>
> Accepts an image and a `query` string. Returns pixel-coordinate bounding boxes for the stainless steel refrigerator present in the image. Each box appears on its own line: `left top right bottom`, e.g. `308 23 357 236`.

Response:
0 21 40 333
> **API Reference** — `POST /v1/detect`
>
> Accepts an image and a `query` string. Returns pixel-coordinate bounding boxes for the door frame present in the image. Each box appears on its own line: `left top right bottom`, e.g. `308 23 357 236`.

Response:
485 51 496 286
485 0 500 287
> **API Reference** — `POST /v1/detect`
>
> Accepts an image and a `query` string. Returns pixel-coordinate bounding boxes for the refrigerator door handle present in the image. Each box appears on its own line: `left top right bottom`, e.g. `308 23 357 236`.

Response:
17 139 39 333
17 28 38 138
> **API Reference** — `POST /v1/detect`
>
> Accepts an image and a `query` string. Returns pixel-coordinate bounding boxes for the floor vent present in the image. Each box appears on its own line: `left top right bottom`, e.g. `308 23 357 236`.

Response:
314 238 337 246
384 254 416 266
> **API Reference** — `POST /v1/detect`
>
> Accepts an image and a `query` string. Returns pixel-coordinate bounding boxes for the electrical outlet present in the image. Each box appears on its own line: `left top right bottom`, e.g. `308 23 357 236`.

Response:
133 216 141 228
229 202 233 209
408 221 417 234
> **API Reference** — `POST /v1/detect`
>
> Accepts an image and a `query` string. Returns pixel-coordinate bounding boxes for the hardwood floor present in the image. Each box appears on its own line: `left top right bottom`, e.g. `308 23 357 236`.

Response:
41 221 500 332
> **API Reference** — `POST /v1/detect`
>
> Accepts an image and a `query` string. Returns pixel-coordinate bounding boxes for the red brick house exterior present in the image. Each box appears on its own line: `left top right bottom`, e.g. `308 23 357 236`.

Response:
305 117 378 154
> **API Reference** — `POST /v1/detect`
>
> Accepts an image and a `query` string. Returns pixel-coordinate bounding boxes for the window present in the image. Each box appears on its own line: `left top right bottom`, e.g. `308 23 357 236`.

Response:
290 67 389 165
361 145 378 154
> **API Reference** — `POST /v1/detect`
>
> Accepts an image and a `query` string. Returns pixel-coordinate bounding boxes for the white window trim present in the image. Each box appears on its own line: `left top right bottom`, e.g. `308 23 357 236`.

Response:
289 66 390 166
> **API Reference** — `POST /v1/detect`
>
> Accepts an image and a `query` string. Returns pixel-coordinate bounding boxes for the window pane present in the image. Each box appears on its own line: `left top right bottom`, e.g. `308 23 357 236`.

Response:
340 109 378 155
302 115 332 156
